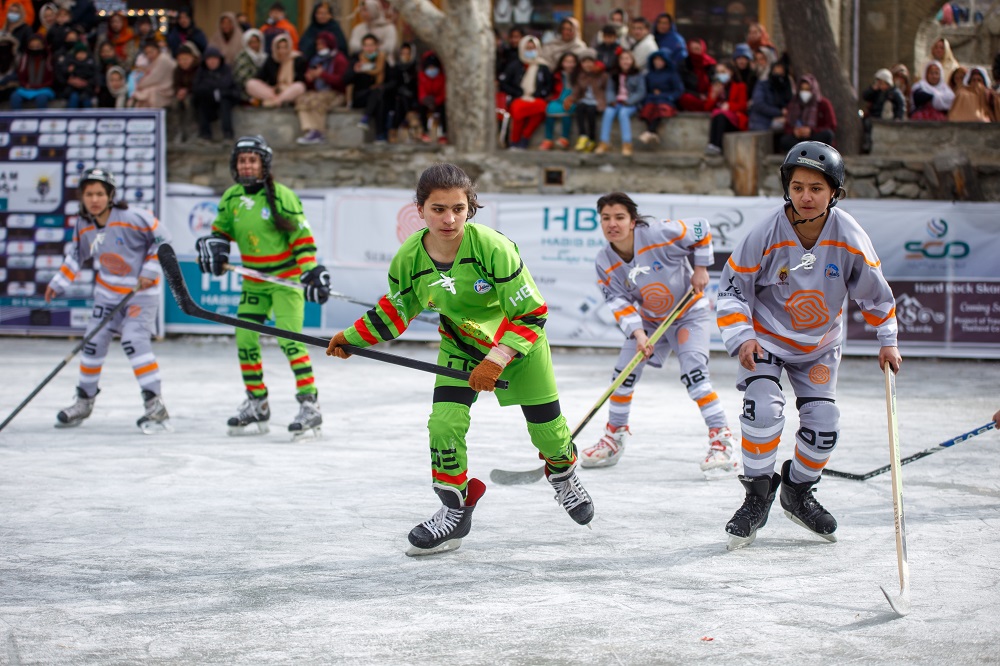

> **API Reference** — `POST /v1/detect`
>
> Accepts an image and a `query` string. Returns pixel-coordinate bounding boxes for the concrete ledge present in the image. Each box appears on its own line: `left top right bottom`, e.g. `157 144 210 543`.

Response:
870 119 1000 156
525 111 710 152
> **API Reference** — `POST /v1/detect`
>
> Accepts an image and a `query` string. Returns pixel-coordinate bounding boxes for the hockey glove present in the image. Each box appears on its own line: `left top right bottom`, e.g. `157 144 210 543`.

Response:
468 347 512 392
195 235 230 276
301 265 331 304
326 331 352 359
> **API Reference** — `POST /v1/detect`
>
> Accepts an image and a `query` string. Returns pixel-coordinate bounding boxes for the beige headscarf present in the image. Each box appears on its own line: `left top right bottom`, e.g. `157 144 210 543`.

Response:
208 11 243 65
949 66 1000 122
271 33 296 91
518 35 542 99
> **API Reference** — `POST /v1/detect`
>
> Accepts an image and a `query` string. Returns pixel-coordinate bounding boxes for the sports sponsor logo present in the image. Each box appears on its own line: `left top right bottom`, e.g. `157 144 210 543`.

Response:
692 219 706 241
777 266 789 285
824 263 840 280
639 282 674 318
784 290 829 330
808 364 831 384
904 218 970 260
473 279 493 294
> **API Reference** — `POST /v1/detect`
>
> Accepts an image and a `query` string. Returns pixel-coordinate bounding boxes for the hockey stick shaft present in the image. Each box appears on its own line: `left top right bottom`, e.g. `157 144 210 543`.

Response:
489 288 698 485
225 263 440 326
160 244 507 389
0 289 138 433
881 362 910 616
823 422 997 481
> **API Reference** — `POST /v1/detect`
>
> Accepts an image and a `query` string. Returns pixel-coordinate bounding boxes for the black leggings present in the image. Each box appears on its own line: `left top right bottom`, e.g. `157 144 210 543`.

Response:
576 104 598 139
709 113 738 149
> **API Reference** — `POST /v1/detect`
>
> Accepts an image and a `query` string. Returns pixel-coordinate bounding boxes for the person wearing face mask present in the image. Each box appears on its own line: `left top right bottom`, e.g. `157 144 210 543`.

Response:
300 1 347 62
10 33 55 109
294 31 349 144
3 1 33 52
417 49 447 143
349 33 387 136
777 73 837 153
948 66 1000 122
748 56 793 133
385 42 419 143
678 38 716 111
702 60 748 155
498 35 552 149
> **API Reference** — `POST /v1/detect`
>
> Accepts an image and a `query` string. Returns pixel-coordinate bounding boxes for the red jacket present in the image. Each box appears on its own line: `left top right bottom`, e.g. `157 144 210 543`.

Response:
417 52 445 106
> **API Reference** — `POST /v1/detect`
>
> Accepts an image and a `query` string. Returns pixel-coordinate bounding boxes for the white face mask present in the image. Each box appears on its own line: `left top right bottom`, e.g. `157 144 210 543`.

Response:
799 90 813 104
317 48 330 56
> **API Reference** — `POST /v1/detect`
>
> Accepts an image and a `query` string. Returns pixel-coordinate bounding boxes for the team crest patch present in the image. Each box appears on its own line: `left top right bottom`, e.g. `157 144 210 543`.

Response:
261 207 270 220
808 364 831 384
474 279 493 294
777 266 789 284
824 263 840 280
651 260 664 272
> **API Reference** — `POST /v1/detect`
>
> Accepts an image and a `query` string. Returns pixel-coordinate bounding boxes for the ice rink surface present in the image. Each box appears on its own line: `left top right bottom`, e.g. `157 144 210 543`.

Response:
1 336 999 665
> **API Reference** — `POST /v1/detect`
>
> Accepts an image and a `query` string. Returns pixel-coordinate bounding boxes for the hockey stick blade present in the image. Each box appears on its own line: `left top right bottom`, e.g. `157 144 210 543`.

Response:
489 288 699 486
824 422 997 481
881 583 911 617
159 244 507 388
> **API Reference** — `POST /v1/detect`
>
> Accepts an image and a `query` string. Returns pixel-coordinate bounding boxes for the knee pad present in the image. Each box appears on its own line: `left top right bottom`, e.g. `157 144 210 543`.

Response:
796 399 840 452
677 350 709 392
526 414 572 462
427 401 471 445
740 376 785 430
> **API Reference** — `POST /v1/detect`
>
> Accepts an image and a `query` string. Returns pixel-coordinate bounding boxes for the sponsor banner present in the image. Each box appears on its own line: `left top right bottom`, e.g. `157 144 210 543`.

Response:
0 109 165 335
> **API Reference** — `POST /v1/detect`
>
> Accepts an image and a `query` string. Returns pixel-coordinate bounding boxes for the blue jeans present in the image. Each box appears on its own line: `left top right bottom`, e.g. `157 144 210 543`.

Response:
67 90 93 108
10 87 55 109
600 104 636 144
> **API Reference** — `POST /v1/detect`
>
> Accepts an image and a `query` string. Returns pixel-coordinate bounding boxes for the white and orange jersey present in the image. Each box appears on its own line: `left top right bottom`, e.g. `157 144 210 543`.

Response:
48 207 169 301
595 217 713 338
716 205 897 362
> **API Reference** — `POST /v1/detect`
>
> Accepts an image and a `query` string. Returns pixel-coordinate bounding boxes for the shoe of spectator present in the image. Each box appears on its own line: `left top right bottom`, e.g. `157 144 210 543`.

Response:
388 129 398 143
357 115 369 129
539 139 553 151
639 131 659 145
374 134 388 144
704 143 722 156
296 130 325 145
574 136 589 152
556 137 570 150
622 142 633 156
585 139 597 153
437 136 448 145
421 133 432 143
594 141 610 155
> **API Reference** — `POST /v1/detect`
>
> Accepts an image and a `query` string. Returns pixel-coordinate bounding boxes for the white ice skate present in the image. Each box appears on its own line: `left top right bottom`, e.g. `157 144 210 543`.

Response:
137 390 173 434
701 426 742 480
580 423 630 468
55 387 97 428
227 391 270 436
288 393 322 442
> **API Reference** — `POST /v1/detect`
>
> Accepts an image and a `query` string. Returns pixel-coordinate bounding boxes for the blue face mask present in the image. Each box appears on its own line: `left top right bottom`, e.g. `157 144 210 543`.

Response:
716 72 731 84
425 67 440 78
524 49 537 61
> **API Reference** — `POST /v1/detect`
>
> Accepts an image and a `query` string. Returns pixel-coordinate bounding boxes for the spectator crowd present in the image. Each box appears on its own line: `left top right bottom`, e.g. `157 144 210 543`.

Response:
3 1 999 152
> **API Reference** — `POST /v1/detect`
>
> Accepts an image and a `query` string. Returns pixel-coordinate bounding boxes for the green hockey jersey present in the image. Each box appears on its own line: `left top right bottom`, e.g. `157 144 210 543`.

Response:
344 223 548 358
211 183 317 281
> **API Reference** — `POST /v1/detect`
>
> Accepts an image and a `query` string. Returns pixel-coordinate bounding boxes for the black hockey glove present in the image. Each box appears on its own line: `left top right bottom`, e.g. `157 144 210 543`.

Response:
301 265 331 304
195 235 230 276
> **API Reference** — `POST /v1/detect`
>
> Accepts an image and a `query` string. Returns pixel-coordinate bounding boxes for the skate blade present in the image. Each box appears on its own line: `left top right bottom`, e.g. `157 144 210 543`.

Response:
726 530 758 551
139 420 174 435
405 537 463 557
289 426 322 442
579 456 620 469
702 463 740 480
783 510 838 542
227 422 270 436
54 420 84 429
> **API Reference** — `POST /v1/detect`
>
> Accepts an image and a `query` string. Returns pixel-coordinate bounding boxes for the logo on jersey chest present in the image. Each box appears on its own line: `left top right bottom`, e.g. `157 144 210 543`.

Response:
473 279 493 294
777 266 789 285
824 263 840 280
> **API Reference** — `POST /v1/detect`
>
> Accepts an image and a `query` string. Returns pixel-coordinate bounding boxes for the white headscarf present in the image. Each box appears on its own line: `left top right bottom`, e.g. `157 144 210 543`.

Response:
242 28 268 68
912 60 955 112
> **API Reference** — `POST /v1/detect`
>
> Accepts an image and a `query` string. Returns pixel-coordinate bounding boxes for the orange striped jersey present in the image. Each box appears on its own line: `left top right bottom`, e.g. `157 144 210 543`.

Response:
343 223 547 359
48 207 169 301
210 182 317 281
716 205 897 361
595 218 713 339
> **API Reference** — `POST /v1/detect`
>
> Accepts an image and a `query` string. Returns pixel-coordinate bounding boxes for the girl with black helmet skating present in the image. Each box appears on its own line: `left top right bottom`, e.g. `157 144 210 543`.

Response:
45 168 173 433
195 135 332 439
716 141 901 550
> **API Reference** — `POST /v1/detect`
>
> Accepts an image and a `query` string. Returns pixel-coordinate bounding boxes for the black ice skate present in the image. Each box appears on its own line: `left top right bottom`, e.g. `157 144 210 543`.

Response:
227 390 270 436
55 387 98 428
137 390 172 434
406 478 487 556
779 459 838 542
288 393 322 441
546 464 595 526
726 470 782 551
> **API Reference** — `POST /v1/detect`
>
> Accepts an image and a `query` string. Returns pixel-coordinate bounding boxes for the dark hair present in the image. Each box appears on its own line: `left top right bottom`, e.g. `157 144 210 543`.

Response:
556 51 579 84
361 32 379 45
263 176 296 233
595 192 650 227
600 24 618 37
269 2 286 12
612 50 639 77
631 17 650 29
510 25 526 37
415 164 483 220
79 181 129 213
610 9 625 19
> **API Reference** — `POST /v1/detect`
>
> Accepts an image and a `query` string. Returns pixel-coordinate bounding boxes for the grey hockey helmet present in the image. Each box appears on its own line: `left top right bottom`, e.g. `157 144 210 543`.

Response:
229 135 273 187
79 167 118 196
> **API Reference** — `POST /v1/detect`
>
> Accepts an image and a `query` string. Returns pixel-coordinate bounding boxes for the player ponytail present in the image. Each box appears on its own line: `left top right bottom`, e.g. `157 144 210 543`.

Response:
596 191 651 227
263 174 296 233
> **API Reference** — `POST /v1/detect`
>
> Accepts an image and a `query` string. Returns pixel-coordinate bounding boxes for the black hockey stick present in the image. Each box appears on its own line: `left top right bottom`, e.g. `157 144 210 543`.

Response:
823 421 997 481
159 244 507 389
224 263 440 326
0 289 138 433
489 287 699 485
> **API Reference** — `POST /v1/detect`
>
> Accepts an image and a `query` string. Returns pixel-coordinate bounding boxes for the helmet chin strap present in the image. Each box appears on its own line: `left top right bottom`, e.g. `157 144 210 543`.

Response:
788 197 834 226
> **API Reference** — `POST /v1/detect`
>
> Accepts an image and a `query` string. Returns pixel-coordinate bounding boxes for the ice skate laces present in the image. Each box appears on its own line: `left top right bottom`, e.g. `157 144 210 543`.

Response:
419 505 464 539
551 470 590 512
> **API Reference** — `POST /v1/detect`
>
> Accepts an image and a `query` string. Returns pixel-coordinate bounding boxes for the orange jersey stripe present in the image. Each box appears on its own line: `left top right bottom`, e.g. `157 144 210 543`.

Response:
727 256 760 273
795 450 829 470
752 320 819 354
107 221 151 233
133 362 159 376
717 312 749 328
818 240 880 267
695 392 719 408
604 260 622 275
60 265 75 280
637 221 686 255
609 394 633 404
79 365 102 375
862 306 896 327
95 275 132 294
742 436 780 456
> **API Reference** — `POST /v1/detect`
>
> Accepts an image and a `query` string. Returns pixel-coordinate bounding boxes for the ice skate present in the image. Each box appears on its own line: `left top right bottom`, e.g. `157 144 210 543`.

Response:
288 393 322 441
55 387 97 428
779 459 838 542
701 426 742 480
726 470 782 551
406 478 486 556
227 390 270 436
137 390 172 434
580 423 630 468
546 463 595 526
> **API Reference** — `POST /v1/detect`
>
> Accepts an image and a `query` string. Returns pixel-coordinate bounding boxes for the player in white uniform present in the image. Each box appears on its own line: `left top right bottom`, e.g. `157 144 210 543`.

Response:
45 168 171 433
584 191 738 476
716 141 901 550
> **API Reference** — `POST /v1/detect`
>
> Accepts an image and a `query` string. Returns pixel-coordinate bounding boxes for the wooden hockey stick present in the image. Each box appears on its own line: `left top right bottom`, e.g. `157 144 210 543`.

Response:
224 263 439 326
823 422 996 481
489 287 699 485
0 289 138 433
880 362 911 616
159 244 508 389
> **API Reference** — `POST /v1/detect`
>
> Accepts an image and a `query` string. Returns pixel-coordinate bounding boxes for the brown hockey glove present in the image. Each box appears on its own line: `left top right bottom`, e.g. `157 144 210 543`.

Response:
468 347 512 392
326 331 352 359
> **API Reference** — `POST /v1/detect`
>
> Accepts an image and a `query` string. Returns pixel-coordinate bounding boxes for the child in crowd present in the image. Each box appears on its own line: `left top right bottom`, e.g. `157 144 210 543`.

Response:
540 51 578 150
638 49 682 145
568 50 607 152
596 49 645 155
